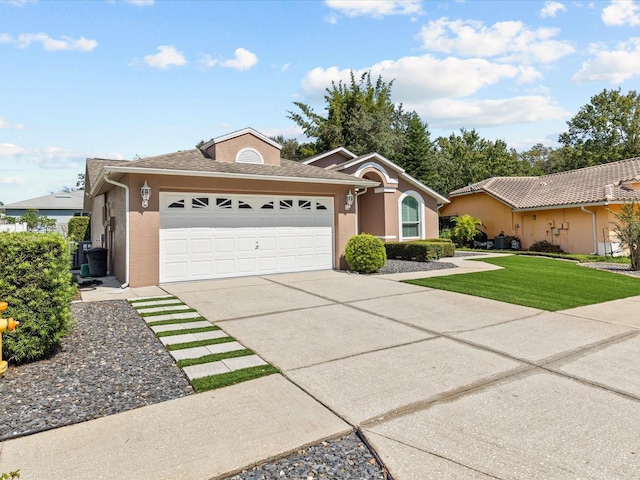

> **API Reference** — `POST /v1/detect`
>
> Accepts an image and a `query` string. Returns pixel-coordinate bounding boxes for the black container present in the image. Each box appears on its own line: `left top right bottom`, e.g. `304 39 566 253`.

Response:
86 247 108 277
493 235 507 250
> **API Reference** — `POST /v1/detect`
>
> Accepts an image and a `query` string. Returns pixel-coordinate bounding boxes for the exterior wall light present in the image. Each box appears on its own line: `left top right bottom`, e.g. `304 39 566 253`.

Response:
345 190 354 211
141 181 151 208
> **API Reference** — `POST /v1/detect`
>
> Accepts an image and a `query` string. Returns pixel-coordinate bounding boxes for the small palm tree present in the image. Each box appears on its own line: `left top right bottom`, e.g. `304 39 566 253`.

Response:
451 215 483 246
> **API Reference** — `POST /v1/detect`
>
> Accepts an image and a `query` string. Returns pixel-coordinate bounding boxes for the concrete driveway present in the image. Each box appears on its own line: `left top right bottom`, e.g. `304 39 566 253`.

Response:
164 269 640 479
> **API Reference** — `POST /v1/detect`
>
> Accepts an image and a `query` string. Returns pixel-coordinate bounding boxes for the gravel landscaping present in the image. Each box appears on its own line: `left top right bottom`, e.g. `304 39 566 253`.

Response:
225 432 385 480
376 258 458 274
0 300 193 441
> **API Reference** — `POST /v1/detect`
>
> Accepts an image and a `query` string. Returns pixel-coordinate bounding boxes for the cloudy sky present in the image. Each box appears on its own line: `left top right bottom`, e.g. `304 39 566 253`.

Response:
1 0 639 203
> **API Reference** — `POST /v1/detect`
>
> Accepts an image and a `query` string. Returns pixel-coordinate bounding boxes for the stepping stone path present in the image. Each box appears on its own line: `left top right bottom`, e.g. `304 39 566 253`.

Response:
129 295 275 391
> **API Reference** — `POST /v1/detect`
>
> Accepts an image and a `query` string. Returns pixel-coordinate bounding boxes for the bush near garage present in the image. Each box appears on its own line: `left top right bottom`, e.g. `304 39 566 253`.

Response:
345 233 387 273
67 216 90 242
385 239 455 262
0 233 75 363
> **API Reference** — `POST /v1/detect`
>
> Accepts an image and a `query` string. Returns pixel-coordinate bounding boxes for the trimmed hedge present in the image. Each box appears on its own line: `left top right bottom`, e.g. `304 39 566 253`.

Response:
0 233 75 363
385 240 455 262
68 216 90 242
345 233 387 273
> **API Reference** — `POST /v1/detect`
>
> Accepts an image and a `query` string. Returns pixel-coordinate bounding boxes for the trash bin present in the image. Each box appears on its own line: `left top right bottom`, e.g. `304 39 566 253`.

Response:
71 241 92 269
86 247 108 277
494 235 507 250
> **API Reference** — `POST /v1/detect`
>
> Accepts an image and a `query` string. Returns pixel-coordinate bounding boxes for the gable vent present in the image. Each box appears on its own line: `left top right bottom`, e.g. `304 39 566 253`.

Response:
236 148 264 165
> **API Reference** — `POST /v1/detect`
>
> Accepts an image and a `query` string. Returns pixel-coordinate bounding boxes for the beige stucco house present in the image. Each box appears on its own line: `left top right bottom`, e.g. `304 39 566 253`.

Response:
84 128 448 287
440 157 640 255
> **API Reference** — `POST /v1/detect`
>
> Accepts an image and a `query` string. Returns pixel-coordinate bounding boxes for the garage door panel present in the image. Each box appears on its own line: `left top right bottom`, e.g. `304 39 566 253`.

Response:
160 193 334 282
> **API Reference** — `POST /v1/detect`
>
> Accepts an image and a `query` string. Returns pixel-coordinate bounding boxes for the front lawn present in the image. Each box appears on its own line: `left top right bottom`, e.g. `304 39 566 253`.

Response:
404 255 640 311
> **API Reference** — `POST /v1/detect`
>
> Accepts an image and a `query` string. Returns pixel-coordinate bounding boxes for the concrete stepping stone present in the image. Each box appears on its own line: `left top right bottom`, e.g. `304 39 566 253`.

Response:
150 320 212 333
136 304 191 314
222 355 267 371
129 294 174 301
159 330 229 346
169 341 245 361
143 311 201 323
182 361 232 380
131 299 181 308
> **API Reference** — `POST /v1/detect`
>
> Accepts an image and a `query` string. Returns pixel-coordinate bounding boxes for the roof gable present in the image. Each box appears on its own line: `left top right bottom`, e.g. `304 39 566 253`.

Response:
3 190 85 211
201 128 282 166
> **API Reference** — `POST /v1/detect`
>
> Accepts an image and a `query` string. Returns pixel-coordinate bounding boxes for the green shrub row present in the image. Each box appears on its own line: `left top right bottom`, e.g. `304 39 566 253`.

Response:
385 240 455 262
0 233 75 363
67 216 90 243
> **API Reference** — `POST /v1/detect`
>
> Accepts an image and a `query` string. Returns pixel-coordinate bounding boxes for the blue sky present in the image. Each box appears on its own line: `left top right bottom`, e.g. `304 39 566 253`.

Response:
1 0 639 204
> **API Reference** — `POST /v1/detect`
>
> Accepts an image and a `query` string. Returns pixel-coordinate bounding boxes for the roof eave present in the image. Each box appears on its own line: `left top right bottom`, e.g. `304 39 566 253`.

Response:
512 201 610 212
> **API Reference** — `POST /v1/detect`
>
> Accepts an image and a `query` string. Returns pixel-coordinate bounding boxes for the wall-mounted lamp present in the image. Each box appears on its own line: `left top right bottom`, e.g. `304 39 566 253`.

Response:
532 214 536 220
514 223 520 229
345 190 354 211
141 181 151 208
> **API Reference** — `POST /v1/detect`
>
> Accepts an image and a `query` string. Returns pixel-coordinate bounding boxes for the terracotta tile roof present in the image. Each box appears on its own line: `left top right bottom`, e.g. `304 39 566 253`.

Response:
450 157 640 209
89 149 375 186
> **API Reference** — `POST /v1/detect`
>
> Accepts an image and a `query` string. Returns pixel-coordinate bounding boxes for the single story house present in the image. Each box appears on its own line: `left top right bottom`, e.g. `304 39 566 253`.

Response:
2 190 87 232
84 128 449 287
440 157 640 255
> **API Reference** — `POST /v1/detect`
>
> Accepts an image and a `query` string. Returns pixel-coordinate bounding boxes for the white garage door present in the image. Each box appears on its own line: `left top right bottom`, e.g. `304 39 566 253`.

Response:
159 193 334 283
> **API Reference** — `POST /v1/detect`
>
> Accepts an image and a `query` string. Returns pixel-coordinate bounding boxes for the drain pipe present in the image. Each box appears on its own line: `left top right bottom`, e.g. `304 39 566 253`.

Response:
103 174 130 288
581 206 597 255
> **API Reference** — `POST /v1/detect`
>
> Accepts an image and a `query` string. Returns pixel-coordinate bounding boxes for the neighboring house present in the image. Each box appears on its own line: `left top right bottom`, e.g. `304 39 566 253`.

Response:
84 128 448 287
440 157 640 255
2 190 87 233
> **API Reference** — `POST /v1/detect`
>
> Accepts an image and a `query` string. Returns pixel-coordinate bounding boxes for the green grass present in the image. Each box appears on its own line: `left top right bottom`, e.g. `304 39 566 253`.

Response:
191 365 280 393
155 325 220 338
146 317 208 327
404 255 640 311
166 336 236 351
129 296 178 303
138 308 197 317
177 349 254 368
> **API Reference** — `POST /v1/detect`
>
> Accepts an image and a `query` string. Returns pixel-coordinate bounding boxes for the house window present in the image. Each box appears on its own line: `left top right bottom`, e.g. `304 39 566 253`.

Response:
401 196 420 238
235 148 264 164
316 202 328 210
261 201 274 209
168 199 185 208
279 199 293 210
238 200 253 209
298 200 311 210
216 198 232 209
192 197 209 209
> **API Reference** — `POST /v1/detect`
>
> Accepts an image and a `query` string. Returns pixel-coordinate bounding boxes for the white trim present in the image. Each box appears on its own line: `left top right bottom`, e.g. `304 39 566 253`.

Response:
376 236 397 240
398 190 426 241
235 147 264 164
337 153 405 174
301 147 357 165
201 127 282 150
374 187 396 194
399 171 450 204
354 162 398 185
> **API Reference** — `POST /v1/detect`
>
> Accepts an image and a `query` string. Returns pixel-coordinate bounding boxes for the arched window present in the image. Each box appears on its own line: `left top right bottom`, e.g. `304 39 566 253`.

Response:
401 196 420 239
235 148 264 164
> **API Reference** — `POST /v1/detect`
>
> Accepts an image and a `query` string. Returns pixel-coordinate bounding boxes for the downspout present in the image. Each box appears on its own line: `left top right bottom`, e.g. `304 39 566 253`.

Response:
354 187 368 235
103 174 130 288
581 206 597 255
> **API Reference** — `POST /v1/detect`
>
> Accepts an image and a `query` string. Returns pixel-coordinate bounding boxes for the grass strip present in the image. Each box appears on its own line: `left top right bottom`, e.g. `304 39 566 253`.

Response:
138 308 197 317
166 336 236 351
156 326 220 338
129 296 177 303
177 349 254 368
191 365 280 393
146 317 208 327
405 255 640 311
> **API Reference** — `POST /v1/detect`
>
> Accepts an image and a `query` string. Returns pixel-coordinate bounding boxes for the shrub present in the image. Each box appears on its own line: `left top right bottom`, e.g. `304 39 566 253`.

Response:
68 216 90 242
0 233 75 363
345 233 387 273
529 240 563 253
385 240 455 262
451 215 483 245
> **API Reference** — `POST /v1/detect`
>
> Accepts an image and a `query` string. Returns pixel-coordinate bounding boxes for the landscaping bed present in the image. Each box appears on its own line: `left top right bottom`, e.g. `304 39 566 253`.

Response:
0 300 193 441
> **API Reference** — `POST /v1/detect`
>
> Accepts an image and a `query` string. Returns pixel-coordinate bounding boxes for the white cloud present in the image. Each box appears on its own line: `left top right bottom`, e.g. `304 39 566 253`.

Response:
325 0 422 18
540 1 567 18
124 0 154 5
410 96 569 128
0 143 85 169
199 53 218 68
602 0 640 26
0 33 98 51
0 0 36 6
0 177 26 185
301 55 539 103
143 45 187 69
0 117 24 129
572 37 640 83
418 18 574 64
325 13 338 24
220 48 258 70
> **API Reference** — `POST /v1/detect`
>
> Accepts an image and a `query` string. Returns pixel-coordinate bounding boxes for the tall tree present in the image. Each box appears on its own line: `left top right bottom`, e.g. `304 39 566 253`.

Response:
288 71 410 159
559 88 640 169
395 112 435 182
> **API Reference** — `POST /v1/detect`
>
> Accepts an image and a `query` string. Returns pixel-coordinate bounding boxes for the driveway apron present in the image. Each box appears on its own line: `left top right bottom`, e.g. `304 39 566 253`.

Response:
165 270 640 479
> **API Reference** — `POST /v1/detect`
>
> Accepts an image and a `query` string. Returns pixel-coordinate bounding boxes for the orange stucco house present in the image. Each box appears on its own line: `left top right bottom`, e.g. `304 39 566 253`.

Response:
84 128 449 287
440 157 640 254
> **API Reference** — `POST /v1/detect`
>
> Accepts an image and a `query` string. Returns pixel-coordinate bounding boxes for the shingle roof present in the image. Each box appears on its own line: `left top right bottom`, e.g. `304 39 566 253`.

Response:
86 158 129 191
88 149 376 189
450 157 640 209
3 190 85 210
